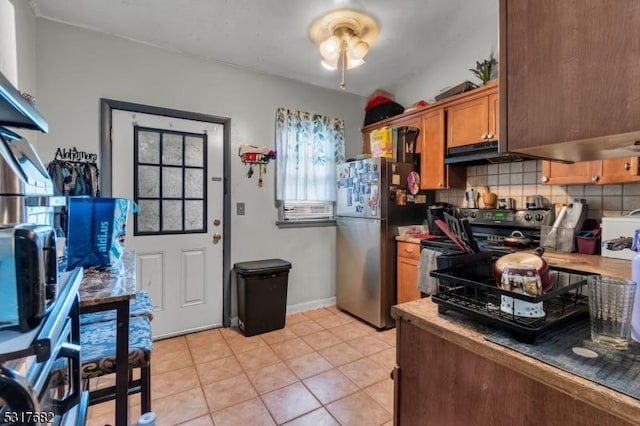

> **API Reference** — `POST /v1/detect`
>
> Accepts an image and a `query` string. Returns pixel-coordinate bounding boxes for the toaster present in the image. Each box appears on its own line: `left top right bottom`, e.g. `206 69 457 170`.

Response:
0 224 57 331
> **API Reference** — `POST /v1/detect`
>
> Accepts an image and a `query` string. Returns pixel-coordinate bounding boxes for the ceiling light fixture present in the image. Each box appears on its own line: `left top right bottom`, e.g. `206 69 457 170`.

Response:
309 9 379 91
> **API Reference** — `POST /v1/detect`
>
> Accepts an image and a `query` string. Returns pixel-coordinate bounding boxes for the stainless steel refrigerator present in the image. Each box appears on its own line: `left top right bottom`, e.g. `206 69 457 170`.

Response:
336 157 433 328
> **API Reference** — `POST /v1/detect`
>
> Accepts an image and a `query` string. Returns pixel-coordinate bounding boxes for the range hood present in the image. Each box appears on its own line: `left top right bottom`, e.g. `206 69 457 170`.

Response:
0 70 48 133
444 141 525 166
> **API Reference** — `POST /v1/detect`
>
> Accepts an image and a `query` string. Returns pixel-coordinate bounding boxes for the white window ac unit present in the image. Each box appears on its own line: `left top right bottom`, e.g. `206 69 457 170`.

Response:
283 201 334 221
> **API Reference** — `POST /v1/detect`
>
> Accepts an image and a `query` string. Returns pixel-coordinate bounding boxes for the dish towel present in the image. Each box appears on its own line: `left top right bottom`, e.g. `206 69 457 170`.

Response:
418 248 440 295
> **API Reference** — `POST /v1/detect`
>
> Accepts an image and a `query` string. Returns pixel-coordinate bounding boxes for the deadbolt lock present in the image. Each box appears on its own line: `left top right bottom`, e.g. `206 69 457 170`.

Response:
213 219 221 226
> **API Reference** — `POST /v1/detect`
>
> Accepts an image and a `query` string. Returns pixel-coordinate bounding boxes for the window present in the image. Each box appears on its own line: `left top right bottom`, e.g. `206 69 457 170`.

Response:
275 108 345 224
134 126 207 235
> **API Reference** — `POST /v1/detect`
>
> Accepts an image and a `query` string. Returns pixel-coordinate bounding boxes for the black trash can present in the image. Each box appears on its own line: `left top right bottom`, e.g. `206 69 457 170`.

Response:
234 259 292 337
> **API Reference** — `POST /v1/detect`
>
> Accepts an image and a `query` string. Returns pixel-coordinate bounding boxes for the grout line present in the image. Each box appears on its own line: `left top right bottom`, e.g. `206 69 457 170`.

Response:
146 310 396 425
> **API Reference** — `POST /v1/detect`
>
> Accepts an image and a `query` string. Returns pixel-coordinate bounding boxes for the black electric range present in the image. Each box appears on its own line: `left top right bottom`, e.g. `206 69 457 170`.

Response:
421 208 555 258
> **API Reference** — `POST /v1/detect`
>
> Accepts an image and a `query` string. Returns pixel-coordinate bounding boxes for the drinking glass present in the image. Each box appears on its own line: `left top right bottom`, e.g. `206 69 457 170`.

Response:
586 275 636 349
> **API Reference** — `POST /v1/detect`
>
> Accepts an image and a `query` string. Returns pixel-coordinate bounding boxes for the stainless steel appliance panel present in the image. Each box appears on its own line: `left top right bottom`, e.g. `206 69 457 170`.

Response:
336 216 386 328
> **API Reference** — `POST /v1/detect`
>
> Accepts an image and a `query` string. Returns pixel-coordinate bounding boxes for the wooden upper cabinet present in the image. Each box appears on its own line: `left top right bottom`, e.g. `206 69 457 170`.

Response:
500 0 640 161
361 116 421 155
446 85 499 149
421 108 447 189
541 157 640 185
599 158 640 184
360 105 463 189
488 92 499 142
540 161 599 185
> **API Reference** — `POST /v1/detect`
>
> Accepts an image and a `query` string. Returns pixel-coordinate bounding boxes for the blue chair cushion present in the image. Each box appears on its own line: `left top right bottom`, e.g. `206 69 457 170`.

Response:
81 316 153 379
80 290 154 325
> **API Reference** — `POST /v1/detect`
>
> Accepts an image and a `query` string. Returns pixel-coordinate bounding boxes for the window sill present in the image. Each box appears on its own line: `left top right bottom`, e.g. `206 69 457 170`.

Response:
276 220 336 229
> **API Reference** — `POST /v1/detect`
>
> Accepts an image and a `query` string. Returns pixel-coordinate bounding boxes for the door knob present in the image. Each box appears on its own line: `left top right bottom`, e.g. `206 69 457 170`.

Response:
212 233 222 244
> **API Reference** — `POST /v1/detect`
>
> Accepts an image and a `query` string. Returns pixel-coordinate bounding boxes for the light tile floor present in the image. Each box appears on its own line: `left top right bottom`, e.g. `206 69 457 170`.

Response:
86 306 396 426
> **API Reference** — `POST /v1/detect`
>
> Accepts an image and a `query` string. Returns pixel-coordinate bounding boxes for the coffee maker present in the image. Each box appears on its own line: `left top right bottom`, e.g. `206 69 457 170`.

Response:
426 202 456 235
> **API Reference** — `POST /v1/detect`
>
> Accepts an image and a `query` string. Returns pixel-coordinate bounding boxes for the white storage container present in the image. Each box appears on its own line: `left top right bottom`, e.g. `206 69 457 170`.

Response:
601 214 640 260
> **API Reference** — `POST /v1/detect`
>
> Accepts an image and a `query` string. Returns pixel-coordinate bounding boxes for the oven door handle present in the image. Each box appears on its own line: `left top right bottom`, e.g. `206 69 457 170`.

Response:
51 342 82 414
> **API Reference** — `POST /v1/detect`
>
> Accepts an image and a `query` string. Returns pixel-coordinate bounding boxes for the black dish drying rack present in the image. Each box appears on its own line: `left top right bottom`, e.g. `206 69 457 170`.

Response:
430 253 593 343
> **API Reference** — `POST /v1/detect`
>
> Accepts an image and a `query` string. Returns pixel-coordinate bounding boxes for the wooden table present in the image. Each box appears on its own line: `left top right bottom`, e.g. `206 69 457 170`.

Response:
79 252 137 426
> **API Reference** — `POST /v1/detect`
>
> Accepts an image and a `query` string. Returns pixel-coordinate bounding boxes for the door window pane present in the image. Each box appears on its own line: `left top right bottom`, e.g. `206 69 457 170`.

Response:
138 165 160 197
134 126 207 235
185 200 203 230
162 200 183 231
162 167 183 198
185 169 203 198
185 136 204 167
137 130 160 164
162 133 183 165
137 200 160 232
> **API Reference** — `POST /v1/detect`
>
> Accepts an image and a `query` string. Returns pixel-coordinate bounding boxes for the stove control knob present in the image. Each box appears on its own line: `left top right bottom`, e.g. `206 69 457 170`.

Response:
462 210 469 218
524 213 533 221
535 213 545 222
470 211 477 218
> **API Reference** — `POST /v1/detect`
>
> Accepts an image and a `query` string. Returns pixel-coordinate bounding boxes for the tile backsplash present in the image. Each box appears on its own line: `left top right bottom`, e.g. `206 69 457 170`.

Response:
435 160 640 220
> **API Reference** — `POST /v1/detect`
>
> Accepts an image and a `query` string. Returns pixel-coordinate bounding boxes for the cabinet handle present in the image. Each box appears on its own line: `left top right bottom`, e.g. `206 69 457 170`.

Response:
439 182 444 188
625 162 632 171
481 133 488 140
487 133 494 139
540 175 549 183
591 175 600 182
404 248 414 253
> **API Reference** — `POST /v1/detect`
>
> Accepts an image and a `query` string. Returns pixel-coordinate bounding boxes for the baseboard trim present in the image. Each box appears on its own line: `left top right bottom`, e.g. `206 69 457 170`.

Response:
286 297 337 315
228 297 337 328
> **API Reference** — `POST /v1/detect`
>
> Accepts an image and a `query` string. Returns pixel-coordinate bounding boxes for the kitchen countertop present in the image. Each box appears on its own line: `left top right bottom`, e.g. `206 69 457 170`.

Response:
78 251 137 307
540 250 631 279
394 235 633 279
396 234 432 244
392 299 640 425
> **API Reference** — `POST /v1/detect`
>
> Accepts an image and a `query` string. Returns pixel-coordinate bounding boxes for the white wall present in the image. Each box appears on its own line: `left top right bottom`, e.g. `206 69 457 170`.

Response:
0 0 38 142
391 9 499 107
34 19 365 313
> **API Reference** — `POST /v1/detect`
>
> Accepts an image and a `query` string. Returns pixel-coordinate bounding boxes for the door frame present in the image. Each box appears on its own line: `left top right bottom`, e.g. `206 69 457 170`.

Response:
99 98 232 327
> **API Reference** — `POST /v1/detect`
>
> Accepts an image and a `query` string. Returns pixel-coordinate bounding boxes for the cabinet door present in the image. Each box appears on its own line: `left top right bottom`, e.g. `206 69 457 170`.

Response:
501 0 640 158
420 109 446 189
397 255 419 304
599 157 640 184
362 130 372 155
540 160 599 185
394 117 422 154
447 96 489 148
488 92 499 141
362 117 422 155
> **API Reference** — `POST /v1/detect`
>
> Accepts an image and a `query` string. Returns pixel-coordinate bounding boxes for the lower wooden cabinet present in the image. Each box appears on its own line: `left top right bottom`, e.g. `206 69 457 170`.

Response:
397 241 420 304
394 317 635 425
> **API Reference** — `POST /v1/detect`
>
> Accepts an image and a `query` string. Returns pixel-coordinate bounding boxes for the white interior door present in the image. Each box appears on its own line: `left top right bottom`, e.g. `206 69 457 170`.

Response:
112 109 224 338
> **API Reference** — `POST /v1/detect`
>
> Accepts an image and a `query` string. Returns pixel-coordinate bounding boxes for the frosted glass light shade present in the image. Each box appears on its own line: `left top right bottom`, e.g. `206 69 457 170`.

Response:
320 35 341 59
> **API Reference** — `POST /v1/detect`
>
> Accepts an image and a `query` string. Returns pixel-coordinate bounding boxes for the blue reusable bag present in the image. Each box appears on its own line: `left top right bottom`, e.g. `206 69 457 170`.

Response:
66 197 136 269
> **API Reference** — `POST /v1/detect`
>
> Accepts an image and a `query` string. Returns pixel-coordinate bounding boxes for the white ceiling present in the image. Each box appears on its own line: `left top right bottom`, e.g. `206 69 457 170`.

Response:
29 0 497 97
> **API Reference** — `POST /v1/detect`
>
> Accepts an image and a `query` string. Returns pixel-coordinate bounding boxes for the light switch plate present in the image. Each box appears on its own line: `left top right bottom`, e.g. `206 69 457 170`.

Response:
237 202 245 215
